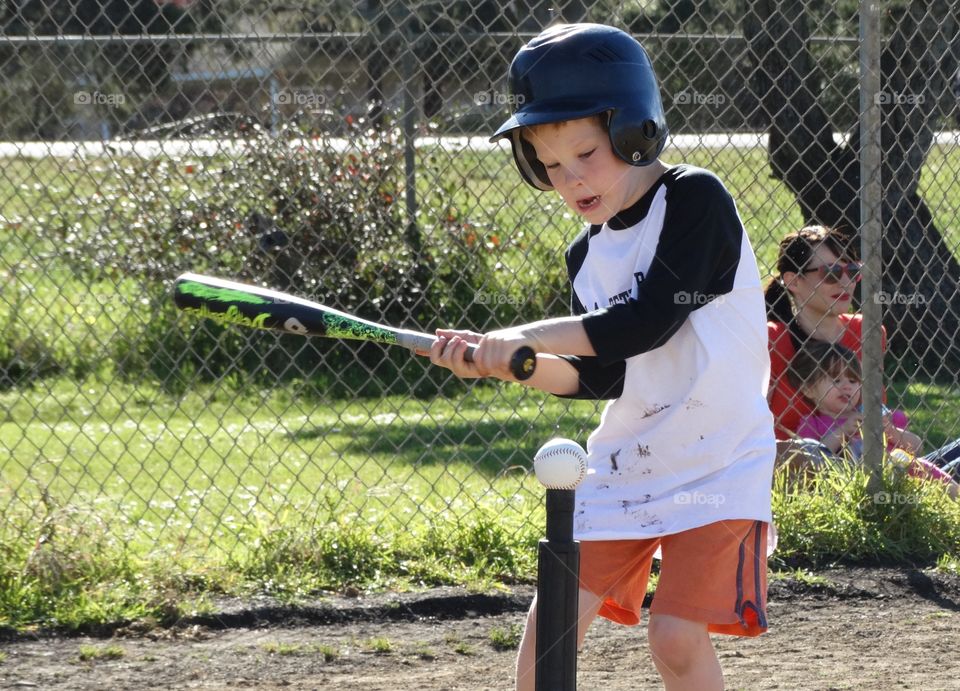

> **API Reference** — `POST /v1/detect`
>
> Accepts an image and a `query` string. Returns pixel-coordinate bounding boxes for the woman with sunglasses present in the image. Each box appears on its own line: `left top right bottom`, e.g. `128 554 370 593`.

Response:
765 225 869 442
764 225 960 479
765 226 960 480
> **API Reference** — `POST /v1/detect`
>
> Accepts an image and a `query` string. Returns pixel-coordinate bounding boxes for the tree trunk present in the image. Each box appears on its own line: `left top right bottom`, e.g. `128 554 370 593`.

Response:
743 0 960 374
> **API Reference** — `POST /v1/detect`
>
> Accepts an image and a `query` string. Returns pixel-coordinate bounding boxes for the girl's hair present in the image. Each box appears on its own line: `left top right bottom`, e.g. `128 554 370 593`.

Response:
764 225 857 324
787 341 862 398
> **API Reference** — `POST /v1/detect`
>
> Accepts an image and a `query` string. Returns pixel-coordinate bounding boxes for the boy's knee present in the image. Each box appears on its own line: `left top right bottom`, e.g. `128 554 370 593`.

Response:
647 615 709 673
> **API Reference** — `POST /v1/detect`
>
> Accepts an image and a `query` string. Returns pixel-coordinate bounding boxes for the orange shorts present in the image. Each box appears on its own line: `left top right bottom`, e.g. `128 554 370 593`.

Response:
578 519 768 637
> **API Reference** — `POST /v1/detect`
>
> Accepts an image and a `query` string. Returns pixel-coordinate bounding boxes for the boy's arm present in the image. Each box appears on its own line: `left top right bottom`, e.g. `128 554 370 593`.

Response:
426 330 583 396
441 172 742 386
578 171 743 365
429 319 625 398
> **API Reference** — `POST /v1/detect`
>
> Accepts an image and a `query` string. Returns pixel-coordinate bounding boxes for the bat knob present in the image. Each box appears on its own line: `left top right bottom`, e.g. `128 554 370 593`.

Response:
510 346 537 381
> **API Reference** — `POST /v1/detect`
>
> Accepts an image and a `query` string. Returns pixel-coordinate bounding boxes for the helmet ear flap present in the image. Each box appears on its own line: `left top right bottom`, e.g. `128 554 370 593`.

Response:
511 130 553 191
608 107 667 166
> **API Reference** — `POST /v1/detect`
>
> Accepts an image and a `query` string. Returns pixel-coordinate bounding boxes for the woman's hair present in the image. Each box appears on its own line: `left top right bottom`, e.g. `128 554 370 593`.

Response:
787 341 862 399
764 225 857 324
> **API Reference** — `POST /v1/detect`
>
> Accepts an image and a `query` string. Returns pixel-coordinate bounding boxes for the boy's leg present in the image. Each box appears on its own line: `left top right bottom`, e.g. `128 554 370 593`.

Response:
648 614 722 691
514 588 603 691
648 519 769 689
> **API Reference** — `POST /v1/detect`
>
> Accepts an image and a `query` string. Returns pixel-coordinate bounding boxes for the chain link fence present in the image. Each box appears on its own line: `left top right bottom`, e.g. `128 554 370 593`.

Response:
2 1 959 570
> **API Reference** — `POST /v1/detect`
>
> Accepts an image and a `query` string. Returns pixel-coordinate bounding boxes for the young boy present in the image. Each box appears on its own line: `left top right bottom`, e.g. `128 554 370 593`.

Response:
426 24 776 690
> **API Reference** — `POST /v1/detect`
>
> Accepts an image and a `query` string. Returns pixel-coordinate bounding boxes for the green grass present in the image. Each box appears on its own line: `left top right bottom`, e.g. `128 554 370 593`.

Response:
769 568 831 587
772 457 960 566
318 644 339 662
260 641 307 656
78 644 125 662
413 642 437 660
489 623 523 651
364 637 394 654
447 633 475 656
0 374 602 631
1 373 958 633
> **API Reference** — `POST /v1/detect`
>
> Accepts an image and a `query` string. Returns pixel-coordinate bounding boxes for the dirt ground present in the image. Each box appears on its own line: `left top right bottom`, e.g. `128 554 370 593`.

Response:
2 567 959 691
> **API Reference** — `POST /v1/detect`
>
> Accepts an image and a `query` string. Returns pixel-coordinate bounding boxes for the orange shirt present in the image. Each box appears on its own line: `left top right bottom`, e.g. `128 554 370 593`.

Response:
767 314 886 440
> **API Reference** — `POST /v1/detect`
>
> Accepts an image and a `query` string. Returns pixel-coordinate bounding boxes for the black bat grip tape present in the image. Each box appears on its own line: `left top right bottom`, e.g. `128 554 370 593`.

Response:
462 344 537 381
509 345 537 381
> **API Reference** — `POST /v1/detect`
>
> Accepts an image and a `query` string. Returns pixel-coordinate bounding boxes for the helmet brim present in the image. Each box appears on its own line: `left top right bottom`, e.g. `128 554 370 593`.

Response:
489 104 609 143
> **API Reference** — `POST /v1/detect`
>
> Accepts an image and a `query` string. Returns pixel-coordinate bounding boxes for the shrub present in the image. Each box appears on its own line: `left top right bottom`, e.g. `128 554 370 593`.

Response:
44 117 540 393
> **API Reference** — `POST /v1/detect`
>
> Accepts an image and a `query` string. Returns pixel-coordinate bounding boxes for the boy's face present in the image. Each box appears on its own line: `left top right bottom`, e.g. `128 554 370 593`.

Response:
523 116 650 224
803 370 861 417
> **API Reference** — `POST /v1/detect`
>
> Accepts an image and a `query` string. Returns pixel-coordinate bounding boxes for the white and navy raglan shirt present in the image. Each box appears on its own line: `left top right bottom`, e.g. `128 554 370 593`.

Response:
561 164 776 540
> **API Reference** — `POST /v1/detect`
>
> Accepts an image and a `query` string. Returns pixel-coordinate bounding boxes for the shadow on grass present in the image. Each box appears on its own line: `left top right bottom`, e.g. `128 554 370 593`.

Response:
287 416 570 477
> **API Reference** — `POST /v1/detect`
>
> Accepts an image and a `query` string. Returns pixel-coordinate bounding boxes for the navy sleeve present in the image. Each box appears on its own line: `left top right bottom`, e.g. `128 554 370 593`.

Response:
556 354 626 399
556 226 626 400
580 170 743 366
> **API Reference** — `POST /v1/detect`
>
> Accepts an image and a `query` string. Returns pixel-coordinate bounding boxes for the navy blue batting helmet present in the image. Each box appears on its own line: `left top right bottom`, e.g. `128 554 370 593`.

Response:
490 23 668 191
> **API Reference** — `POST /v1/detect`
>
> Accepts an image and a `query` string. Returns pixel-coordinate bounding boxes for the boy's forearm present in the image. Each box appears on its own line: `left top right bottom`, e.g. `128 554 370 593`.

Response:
520 316 596 357
515 354 581 395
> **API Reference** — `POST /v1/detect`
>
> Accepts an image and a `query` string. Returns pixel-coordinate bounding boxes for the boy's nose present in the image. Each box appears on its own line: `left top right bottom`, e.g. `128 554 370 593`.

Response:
560 166 582 188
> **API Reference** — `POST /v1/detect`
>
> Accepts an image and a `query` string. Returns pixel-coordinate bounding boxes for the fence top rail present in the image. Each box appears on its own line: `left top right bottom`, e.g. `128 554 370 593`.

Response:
0 31 860 47
3 132 957 160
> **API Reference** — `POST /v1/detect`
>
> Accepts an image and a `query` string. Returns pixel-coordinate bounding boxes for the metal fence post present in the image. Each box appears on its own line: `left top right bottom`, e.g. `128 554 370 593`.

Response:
858 0 885 486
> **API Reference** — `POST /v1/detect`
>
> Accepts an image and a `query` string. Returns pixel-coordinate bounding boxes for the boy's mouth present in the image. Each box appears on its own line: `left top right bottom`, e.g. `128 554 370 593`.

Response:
576 195 601 212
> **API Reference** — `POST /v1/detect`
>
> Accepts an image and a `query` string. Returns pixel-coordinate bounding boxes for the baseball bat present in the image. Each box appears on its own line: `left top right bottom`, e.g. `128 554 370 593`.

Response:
172 273 537 381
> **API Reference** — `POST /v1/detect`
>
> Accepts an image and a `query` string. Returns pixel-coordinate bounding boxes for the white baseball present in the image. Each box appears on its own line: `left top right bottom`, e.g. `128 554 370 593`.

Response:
533 438 587 490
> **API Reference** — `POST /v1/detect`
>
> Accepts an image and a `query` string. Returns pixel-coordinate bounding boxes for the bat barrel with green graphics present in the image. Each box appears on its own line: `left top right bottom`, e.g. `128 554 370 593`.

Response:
172 273 537 381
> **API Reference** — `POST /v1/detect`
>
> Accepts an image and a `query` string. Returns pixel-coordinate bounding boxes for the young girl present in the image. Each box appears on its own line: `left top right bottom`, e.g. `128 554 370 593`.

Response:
788 341 958 496
765 225 872 440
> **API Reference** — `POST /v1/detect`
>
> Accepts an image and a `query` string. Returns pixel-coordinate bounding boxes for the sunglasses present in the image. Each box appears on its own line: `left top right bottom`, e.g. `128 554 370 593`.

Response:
801 262 862 283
